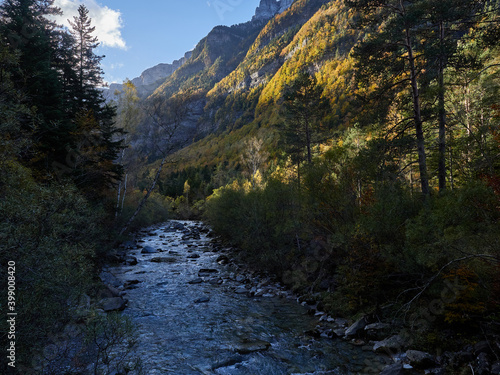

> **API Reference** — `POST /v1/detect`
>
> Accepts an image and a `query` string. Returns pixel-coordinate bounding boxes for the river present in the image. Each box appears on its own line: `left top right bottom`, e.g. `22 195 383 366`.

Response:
106 221 387 374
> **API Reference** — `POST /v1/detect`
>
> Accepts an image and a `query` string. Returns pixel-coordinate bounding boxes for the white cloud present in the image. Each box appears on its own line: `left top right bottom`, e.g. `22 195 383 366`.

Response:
54 0 127 50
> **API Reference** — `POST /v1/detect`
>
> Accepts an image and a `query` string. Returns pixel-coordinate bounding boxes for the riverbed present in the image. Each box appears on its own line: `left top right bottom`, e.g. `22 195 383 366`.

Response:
107 221 387 374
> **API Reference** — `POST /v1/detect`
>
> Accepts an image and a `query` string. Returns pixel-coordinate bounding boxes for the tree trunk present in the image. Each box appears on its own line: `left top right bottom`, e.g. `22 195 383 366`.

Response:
115 181 122 218
405 27 430 197
438 21 447 192
121 173 128 211
119 157 167 236
305 117 312 164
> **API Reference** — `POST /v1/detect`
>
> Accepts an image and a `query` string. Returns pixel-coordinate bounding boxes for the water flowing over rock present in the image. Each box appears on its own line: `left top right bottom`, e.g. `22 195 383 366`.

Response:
109 220 385 374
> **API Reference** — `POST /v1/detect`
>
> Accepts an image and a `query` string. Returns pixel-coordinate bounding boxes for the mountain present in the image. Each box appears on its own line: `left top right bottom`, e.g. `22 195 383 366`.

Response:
105 0 294 101
103 51 193 101
122 0 359 171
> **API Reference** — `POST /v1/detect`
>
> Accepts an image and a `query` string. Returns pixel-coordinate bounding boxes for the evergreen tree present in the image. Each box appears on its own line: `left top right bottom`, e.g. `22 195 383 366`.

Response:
0 0 72 170
280 72 327 182
346 0 432 196
60 4 124 197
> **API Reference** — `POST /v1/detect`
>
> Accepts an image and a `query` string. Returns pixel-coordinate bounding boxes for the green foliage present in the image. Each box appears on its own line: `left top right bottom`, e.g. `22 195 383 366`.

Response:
84 312 143 375
205 178 303 275
0 158 104 365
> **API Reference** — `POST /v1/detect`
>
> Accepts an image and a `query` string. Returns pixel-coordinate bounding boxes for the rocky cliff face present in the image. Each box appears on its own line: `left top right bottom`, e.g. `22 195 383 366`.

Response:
252 0 294 22
132 51 192 87
103 51 192 100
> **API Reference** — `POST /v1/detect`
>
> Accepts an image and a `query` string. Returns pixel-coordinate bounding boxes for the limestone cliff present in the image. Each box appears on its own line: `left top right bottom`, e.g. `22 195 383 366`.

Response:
252 0 294 22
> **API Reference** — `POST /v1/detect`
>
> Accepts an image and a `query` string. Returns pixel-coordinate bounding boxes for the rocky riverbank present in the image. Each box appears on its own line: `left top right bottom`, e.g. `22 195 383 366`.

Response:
36 220 497 375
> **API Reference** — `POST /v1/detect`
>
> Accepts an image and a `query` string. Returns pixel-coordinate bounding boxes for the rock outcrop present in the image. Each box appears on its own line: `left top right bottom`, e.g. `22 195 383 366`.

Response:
252 0 294 22
103 51 192 100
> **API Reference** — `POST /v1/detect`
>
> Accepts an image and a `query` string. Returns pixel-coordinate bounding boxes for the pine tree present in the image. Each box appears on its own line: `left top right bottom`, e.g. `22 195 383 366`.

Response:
0 0 70 170
68 4 105 109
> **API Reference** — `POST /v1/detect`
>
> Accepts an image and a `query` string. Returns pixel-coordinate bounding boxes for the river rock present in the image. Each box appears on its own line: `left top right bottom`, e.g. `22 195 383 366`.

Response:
211 355 245 370
199 268 219 276
236 274 246 283
194 296 210 303
187 253 200 259
380 363 404 375
333 328 346 337
373 335 406 354
208 277 223 285
150 257 178 263
216 255 229 264
98 284 121 299
235 286 249 294
235 340 271 354
345 317 367 337
141 246 157 254
188 278 203 284
406 350 436 369
125 256 138 265
100 297 126 312
170 221 186 231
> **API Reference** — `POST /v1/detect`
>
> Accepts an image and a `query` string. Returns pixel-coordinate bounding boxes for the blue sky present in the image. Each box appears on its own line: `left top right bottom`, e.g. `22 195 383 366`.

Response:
54 0 261 84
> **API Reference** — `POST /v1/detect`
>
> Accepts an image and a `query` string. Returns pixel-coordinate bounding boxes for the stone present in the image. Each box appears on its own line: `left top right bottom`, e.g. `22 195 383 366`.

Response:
365 323 390 331
199 268 219 276
125 256 138 265
373 335 406 354
216 255 229 264
187 253 200 259
235 274 246 283
380 363 404 375
150 257 178 263
141 246 157 254
333 328 346 337
194 297 210 303
211 356 245 370
235 286 249 294
98 285 121 299
406 350 436 369
188 278 203 284
335 318 349 327
100 297 126 312
345 317 367 337
208 278 223 285
235 340 271 354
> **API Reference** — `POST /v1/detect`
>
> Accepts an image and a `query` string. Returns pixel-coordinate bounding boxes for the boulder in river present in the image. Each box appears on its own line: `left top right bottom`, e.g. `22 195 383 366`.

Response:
406 350 436 369
141 246 157 254
100 297 126 312
125 256 138 265
188 278 203 284
235 340 271 354
373 335 406 353
345 317 367 337
380 363 404 375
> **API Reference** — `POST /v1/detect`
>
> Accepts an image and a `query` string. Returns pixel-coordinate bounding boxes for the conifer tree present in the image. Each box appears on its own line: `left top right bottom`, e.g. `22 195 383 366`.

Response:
0 0 70 169
68 4 105 109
